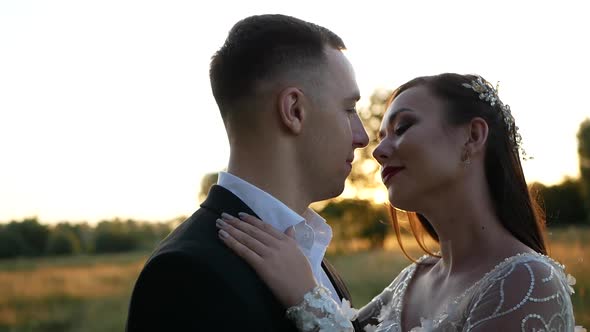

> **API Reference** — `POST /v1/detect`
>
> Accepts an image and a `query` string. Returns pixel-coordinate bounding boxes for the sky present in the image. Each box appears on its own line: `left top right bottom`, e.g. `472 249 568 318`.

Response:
1 0 589 223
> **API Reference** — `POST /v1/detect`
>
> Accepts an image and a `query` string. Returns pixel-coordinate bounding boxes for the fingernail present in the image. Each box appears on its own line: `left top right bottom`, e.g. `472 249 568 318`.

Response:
219 229 230 238
216 219 226 227
238 212 248 218
221 212 232 220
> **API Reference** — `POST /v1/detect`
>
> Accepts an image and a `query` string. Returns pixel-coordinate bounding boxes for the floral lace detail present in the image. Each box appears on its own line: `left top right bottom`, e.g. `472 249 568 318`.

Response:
286 285 355 332
286 254 581 332
372 252 577 332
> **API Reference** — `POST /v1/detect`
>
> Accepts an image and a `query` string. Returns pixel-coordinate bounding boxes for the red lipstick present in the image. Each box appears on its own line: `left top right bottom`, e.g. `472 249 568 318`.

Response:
381 166 405 183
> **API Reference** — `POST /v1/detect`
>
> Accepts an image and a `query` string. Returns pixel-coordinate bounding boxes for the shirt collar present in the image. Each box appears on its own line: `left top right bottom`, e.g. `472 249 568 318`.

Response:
217 171 317 232
217 172 336 299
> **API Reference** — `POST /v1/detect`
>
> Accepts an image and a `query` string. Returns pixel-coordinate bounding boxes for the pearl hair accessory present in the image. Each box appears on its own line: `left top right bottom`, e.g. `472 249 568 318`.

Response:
462 76 530 160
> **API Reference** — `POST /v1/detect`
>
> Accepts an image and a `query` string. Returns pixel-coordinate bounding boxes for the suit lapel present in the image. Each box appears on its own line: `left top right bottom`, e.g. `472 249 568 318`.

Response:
201 185 260 219
321 259 352 303
204 185 361 331
322 259 363 332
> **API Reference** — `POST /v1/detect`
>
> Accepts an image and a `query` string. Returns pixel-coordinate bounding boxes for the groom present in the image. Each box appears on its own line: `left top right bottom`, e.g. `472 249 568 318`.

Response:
126 14 368 331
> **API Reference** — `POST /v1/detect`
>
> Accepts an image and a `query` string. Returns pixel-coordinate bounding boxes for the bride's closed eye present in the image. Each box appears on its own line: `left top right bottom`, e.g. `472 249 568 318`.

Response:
394 122 413 136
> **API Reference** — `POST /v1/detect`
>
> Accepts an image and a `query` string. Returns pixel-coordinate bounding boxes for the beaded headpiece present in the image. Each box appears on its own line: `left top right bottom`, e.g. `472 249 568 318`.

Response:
462 76 530 160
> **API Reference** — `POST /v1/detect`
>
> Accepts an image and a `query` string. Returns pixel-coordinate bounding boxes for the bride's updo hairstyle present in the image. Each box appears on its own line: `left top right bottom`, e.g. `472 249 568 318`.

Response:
387 73 547 261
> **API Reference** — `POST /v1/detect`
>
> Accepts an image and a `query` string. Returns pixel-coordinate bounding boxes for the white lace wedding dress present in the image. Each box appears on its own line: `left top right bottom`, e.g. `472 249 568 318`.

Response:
286 252 578 332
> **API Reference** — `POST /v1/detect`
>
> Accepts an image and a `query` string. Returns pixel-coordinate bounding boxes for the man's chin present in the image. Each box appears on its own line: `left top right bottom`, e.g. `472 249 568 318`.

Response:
313 183 345 203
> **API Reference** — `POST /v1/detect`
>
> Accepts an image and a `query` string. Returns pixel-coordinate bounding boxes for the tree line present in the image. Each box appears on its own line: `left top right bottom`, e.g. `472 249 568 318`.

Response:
0 217 177 259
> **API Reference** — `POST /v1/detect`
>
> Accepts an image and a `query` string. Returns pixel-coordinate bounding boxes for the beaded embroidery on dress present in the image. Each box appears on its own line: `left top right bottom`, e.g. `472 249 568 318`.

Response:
286 252 578 332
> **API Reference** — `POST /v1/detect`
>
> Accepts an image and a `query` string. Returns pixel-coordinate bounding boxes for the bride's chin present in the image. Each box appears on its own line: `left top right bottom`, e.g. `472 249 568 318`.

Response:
388 193 415 212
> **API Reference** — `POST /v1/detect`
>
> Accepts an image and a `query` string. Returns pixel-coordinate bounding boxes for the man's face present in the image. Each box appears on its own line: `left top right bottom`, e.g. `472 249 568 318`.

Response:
300 48 369 201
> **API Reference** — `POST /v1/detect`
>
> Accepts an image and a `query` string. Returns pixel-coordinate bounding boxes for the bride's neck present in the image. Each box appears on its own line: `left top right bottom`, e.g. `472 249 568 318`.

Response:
421 184 514 274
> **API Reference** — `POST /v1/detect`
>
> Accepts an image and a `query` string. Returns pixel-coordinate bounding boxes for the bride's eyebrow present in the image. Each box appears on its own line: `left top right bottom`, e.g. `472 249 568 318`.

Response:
385 108 414 128
387 108 413 125
378 108 414 139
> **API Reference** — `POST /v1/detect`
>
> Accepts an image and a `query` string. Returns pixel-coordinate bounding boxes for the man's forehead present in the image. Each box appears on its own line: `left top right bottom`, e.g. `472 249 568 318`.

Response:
325 48 356 79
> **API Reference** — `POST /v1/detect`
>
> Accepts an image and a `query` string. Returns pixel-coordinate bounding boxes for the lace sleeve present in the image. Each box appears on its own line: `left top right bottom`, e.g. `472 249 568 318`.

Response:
464 255 576 332
354 284 394 330
286 285 356 332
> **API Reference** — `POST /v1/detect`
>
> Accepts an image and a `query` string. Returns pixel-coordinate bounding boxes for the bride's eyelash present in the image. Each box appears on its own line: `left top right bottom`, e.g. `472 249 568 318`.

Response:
394 123 412 135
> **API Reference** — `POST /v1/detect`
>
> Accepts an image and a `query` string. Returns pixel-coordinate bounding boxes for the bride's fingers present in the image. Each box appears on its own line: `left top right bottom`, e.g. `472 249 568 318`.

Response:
216 218 271 257
237 212 288 240
220 213 278 247
218 229 264 268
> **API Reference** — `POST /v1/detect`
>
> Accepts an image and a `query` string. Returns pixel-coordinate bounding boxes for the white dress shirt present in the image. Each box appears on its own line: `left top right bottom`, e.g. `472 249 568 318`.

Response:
217 171 341 303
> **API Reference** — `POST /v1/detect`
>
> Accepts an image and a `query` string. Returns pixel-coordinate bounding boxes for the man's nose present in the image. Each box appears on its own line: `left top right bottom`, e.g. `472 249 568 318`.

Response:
352 118 369 148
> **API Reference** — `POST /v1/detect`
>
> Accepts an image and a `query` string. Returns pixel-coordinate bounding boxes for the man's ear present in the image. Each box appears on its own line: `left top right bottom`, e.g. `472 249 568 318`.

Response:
465 117 489 154
277 87 305 135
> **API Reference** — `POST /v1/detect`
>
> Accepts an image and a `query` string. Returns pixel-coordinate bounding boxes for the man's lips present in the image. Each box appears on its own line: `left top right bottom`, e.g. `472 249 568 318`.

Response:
381 166 405 183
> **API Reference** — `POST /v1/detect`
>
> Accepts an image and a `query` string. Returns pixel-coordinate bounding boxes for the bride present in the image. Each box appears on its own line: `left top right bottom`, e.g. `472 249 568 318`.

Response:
215 73 578 331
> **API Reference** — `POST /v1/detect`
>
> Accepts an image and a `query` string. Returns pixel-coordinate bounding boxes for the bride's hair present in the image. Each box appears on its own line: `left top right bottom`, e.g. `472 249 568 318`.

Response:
387 73 547 261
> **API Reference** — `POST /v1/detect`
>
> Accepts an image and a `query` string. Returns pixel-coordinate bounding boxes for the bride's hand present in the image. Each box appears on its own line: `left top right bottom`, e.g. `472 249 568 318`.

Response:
216 212 317 308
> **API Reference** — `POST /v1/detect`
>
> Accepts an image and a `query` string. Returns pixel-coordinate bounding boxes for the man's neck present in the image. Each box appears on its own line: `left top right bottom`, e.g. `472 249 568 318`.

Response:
227 152 310 215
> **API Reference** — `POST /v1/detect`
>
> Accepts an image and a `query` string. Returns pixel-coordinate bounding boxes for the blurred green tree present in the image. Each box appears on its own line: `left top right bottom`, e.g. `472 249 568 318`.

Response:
578 118 590 222
46 224 82 255
320 199 389 251
69 222 95 253
199 172 219 202
0 225 28 258
94 219 139 253
4 217 49 256
532 179 587 225
346 89 391 198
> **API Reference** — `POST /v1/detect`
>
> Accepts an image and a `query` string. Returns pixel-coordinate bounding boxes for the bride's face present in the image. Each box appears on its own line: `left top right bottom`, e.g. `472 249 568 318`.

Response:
372 86 467 211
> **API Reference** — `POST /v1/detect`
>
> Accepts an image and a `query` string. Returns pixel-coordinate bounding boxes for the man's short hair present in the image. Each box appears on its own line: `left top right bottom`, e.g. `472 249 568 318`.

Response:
209 14 345 120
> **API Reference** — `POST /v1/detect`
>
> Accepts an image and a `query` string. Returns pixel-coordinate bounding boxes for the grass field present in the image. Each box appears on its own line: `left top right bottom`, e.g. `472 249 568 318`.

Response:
0 227 588 331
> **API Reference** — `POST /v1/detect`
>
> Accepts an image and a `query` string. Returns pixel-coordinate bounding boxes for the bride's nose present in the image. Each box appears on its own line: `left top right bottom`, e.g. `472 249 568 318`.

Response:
372 140 391 165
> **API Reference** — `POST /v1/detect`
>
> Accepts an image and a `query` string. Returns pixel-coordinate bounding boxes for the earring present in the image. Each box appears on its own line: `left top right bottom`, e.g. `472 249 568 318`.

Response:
461 149 472 166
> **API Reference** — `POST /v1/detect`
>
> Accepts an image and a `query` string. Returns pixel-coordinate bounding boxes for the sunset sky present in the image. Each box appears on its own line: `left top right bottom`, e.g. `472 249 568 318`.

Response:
1 0 588 223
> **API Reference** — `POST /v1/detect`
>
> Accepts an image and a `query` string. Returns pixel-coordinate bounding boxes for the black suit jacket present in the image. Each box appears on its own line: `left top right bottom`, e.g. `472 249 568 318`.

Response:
126 185 361 331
